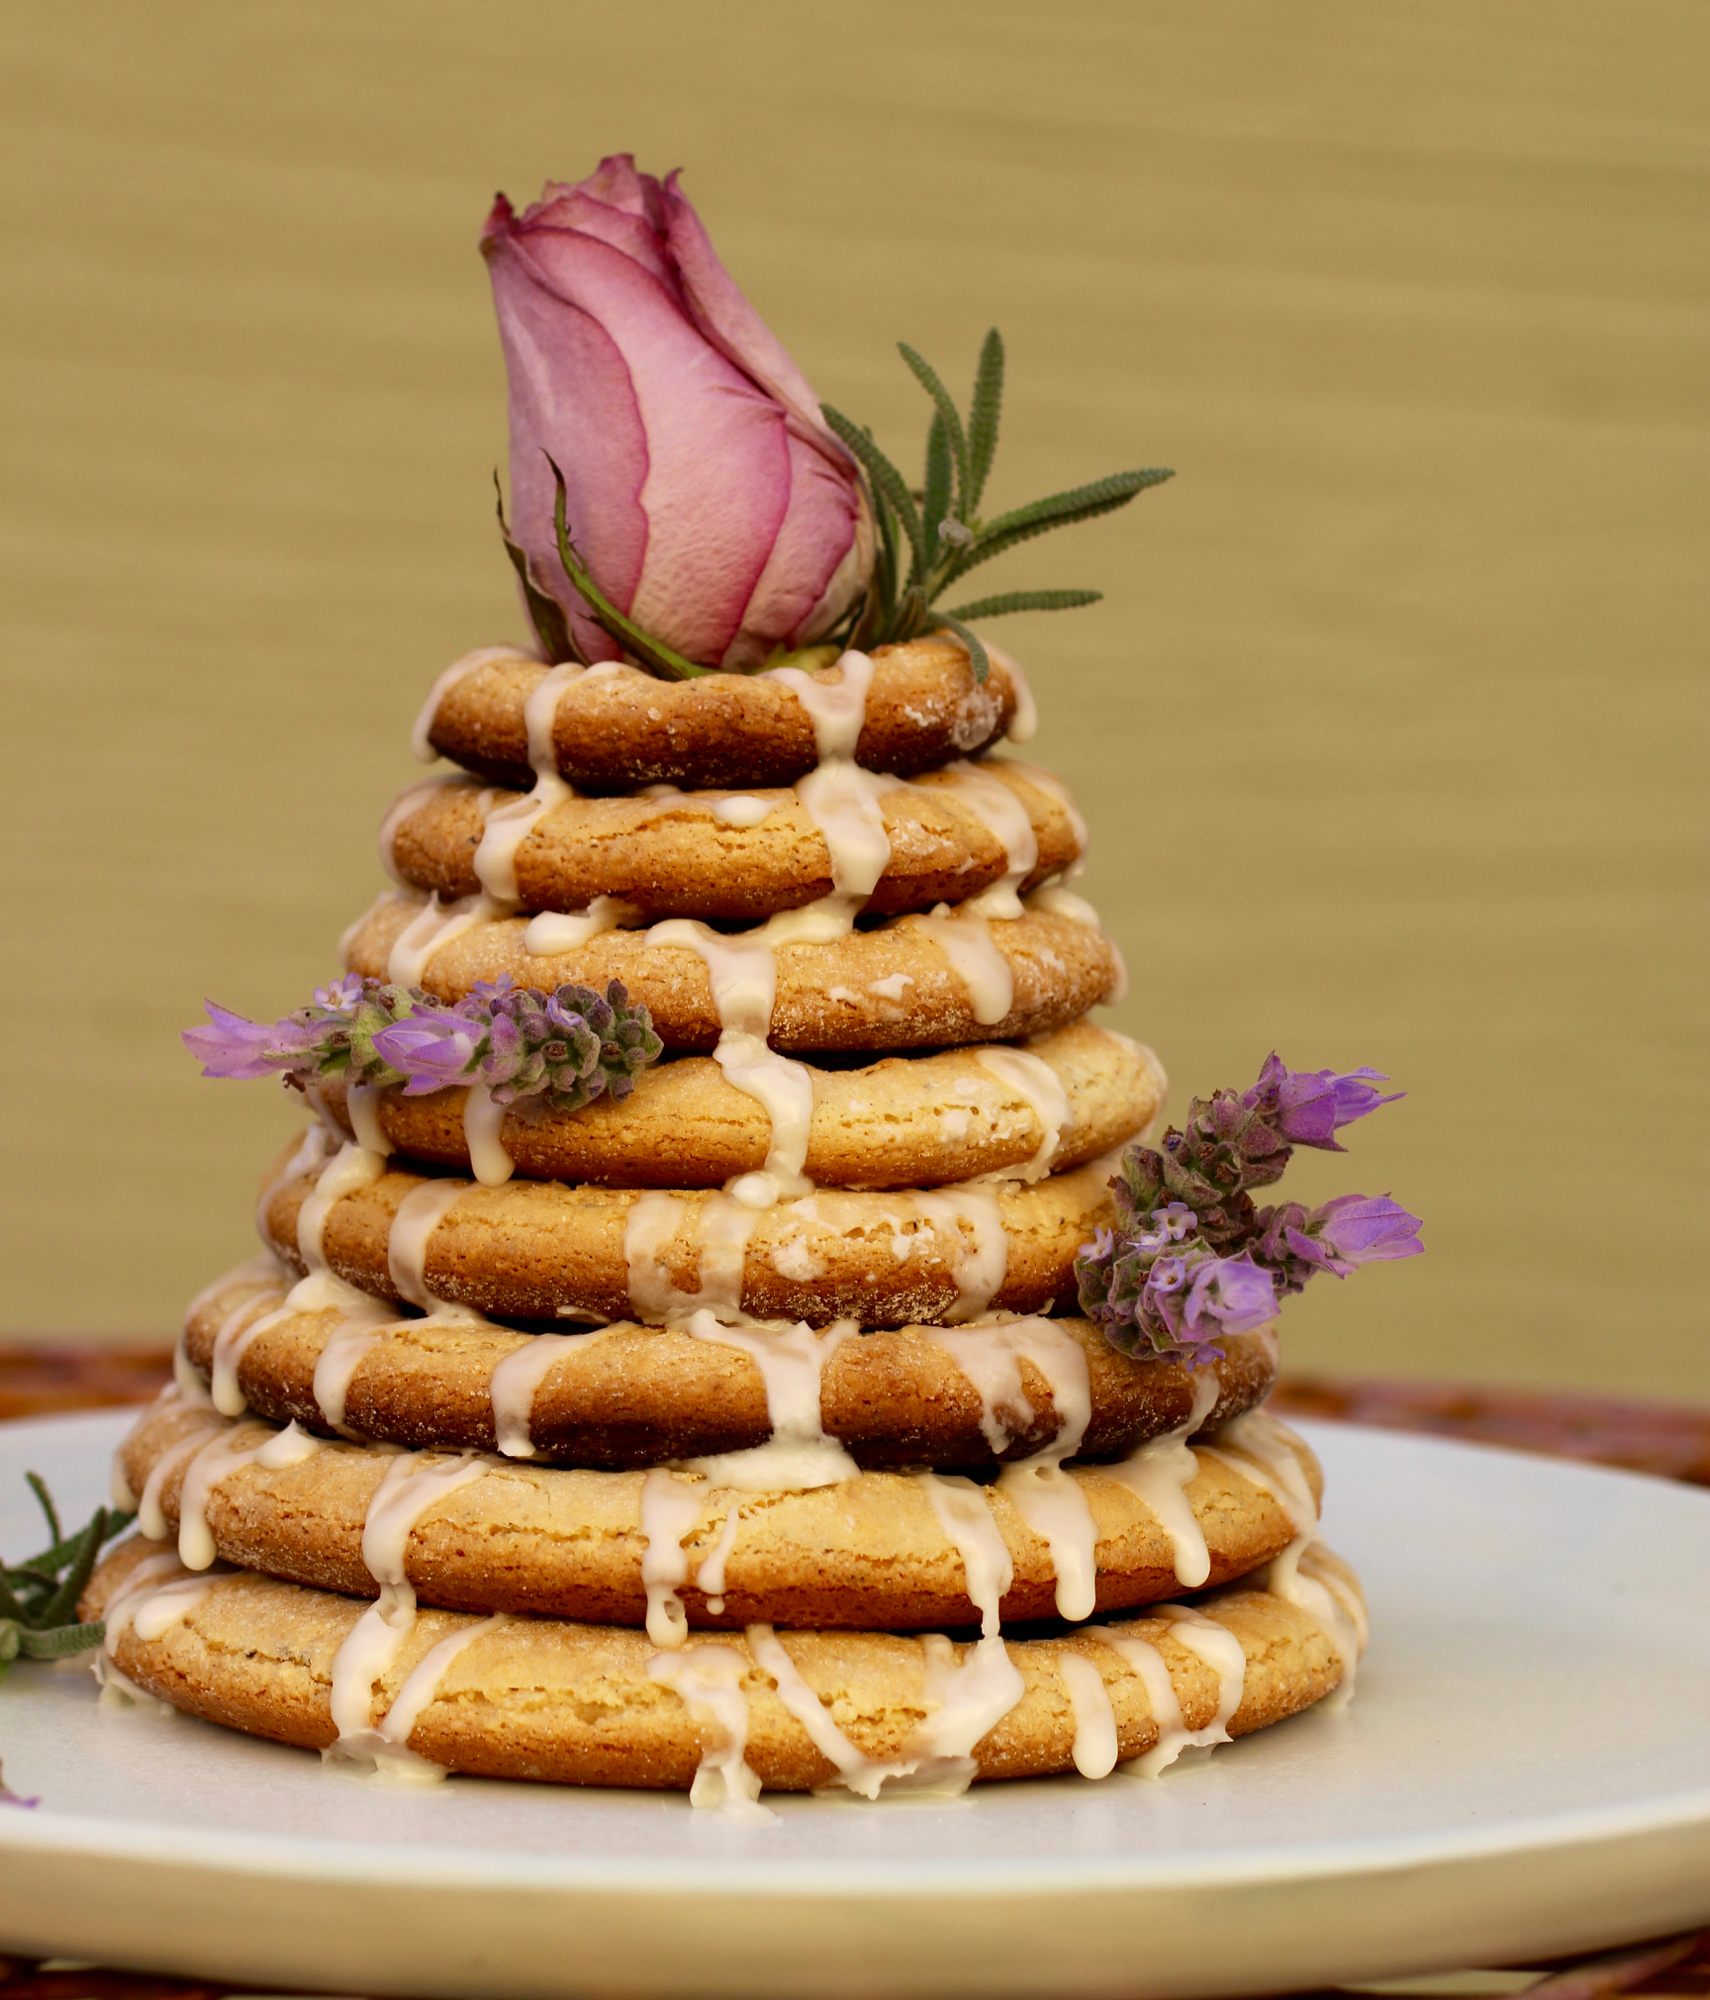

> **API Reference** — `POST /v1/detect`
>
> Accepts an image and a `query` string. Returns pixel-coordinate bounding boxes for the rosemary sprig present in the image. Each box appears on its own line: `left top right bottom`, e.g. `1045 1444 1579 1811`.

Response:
824 329 1173 681
0 1475 133 1684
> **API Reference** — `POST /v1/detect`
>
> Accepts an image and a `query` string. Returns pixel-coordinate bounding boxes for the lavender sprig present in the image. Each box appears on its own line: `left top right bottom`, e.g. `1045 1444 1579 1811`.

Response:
1076 1055 1421 1361
184 975 662 1116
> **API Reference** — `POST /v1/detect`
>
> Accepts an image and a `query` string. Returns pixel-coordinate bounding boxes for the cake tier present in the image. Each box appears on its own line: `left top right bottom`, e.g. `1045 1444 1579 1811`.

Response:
316 1021 1160 1191
116 1401 1319 1630
185 1263 1276 1469
85 1537 1360 1793
344 895 1120 1052
258 1144 1115 1328
419 638 1028 792
384 759 1081 923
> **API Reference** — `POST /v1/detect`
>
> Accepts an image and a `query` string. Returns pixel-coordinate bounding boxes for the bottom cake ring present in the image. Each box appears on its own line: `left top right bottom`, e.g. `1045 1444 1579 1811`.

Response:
83 1537 1365 1805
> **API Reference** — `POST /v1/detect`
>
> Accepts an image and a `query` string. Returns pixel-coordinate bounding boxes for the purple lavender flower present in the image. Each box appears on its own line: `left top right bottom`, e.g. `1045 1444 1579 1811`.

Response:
182 1002 292 1080
1180 1253 1277 1335
1309 1194 1424 1268
371 1016 485 1094
1247 1053 1404 1151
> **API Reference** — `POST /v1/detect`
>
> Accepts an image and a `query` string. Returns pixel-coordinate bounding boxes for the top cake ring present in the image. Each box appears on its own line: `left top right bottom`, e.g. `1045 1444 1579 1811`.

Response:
417 637 1032 793
383 757 1083 923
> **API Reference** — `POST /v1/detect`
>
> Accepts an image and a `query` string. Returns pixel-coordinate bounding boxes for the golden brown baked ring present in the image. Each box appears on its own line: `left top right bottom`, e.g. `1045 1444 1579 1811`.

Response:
343 895 1121 1054
86 1537 1358 1791
182 1261 1277 1469
422 638 1027 793
114 1402 1321 1630
258 1145 1116 1328
385 758 1081 923
317 1021 1161 1190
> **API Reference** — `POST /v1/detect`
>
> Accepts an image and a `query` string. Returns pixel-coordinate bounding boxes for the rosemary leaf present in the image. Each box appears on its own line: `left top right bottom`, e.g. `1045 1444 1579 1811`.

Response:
922 413 953 554
548 459 714 681
928 611 990 685
25 1473 60 1549
966 328 1005 515
34 1513 106 1632
898 344 970 511
940 588 1103 620
820 406 927 582
19 1622 105 1661
942 469 1173 584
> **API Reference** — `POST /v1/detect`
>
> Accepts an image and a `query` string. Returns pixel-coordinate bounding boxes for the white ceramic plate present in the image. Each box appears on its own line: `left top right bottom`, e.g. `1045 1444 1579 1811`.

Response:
0 1409 1706 2000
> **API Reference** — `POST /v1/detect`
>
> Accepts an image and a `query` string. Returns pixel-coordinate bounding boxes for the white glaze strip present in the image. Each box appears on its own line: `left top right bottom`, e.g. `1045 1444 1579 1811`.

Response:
646 1643 774 1821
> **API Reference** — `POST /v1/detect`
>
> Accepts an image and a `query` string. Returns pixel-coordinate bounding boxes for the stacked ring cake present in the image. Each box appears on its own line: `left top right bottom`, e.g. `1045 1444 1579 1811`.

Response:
80 156 1414 1815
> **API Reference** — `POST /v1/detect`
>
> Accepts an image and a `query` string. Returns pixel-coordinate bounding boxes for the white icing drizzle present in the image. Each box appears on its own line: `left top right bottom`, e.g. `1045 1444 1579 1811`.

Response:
487 1330 605 1458
990 1322 1098 1622
646 1643 774 1822
373 1613 510 1778
971 1047 1072 1181
638 1468 708 1649
324 1450 492 1775
1024 881 1102 928
745 1624 920 1799
678 1309 858 1491
1101 1604 1246 1779
912 1629 1025 1771
311 1307 398 1434
623 1191 758 1322
386 1179 468 1307
470 661 585 903
921 1316 1085 1456
462 1082 513 1187
175 1420 324 1570
345 1081 388 1157
129 1572 218 1645
764 648 875 761
255 1121 334 1257
986 641 1037 745
909 905 1014 1026
1058 1650 1119 1779
386 891 502 987
101 1550 197 1655
409 646 531 764
711 795 774 828
908 1187 1009 1321
297 1141 388 1274
1095 1365 1222 1589
940 760 1039 920
695 1505 743 1611
136 1422 224 1541
206 1292 279 1419
915 1472 1013 1638
524 894 624 957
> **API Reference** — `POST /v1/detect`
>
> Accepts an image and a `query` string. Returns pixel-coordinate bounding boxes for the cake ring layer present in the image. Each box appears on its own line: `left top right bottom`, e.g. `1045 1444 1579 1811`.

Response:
115 1401 1321 1630
420 638 1028 793
258 1146 1116 1327
85 1538 1359 1792
317 1021 1162 1190
183 1262 1277 1468
343 896 1121 1053
385 759 1081 923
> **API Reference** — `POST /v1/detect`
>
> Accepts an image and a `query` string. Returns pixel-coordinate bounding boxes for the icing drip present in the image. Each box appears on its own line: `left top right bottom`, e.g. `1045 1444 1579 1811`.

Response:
487 1330 607 1458
987 642 1037 745
206 1292 280 1419
129 1572 218 1645
765 648 876 761
1096 1366 1223 1589
379 774 468 887
176 1420 324 1570
462 1083 513 1187
646 1644 774 1822
373 1613 510 1775
915 1473 1013 1638
910 906 1014 1026
470 661 585 904
409 646 530 764
679 1309 858 1491
746 1624 918 1798
711 795 774 828
524 895 624 957
908 1188 1009 1321
386 1179 469 1308
694 1505 743 1611
624 1192 758 1323
792 758 898 926
100 1550 198 1667
311 1311 395 1435
646 919 812 1208
990 1323 1098 1622
1058 1651 1119 1779
1099 1605 1246 1779
912 1630 1025 1774
297 1141 387 1274
344 1082 388 1157
386 892 502 987
1025 882 1101 927
136 1422 224 1541
638 1469 708 1648
971 1047 1072 1181
324 1449 492 1777
922 1317 1088 1456
940 760 1039 920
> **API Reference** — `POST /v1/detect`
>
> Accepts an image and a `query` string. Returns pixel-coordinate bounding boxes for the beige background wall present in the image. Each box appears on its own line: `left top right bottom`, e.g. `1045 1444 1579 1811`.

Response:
1 2 1703 1396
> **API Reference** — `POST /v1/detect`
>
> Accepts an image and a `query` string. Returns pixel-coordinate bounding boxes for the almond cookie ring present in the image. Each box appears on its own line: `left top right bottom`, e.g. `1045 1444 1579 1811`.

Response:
317 1021 1162 1191
418 638 1030 793
258 1146 1115 1328
384 758 1082 924
343 895 1122 1054
183 1261 1277 1469
86 1538 1359 1792
114 1402 1322 1631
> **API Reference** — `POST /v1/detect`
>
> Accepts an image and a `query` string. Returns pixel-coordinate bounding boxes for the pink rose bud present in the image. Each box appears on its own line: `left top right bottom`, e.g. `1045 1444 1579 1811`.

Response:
481 155 874 670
